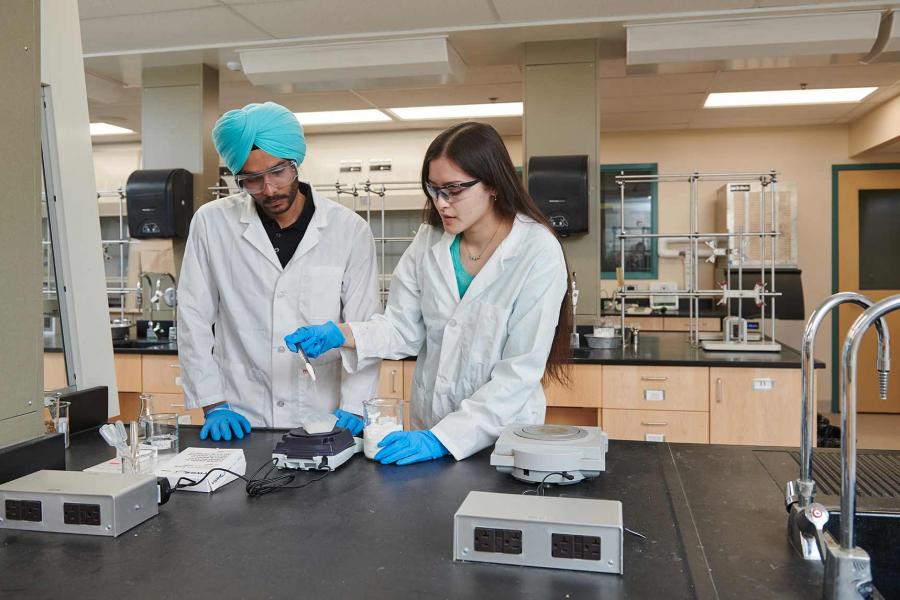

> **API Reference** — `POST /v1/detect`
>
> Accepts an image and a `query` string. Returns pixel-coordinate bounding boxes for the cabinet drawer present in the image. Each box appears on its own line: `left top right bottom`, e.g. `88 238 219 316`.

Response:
145 392 204 425
602 366 708 411
546 407 600 427
602 409 709 443
544 365 602 407
142 355 183 394
378 360 404 399
115 354 142 392
662 317 721 332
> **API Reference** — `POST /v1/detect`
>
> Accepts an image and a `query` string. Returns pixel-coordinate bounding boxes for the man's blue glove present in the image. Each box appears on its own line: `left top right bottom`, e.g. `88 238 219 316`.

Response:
284 321 345 359
200 403 252 441
334 409 363 436
374 430 449 465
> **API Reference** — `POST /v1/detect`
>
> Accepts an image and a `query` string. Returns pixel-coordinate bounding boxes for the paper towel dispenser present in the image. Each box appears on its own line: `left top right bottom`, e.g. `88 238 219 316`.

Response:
527 155 589 235
126 169 193 238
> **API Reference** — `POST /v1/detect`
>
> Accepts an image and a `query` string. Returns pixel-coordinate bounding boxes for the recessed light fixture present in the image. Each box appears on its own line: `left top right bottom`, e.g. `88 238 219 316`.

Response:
294 109 391 125
90 122 135 136
388 102 523 120
704 87 877 108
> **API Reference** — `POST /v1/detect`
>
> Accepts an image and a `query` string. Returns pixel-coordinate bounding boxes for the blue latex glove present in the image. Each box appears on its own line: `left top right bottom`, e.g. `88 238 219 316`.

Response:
375 430 449 465
284 321 345 359
200 403 252 441
333 409 363 436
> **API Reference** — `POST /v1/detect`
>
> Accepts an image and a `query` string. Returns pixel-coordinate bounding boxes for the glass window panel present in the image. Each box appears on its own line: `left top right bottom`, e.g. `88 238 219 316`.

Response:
858 189 900 290
600 165 657 278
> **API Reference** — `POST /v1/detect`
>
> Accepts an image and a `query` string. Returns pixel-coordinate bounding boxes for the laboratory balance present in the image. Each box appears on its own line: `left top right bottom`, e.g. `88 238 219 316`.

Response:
490 424 608 485
272 427 362 471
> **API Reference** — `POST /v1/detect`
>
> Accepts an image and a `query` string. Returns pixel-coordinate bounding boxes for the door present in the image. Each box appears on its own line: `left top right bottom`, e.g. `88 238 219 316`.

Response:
835 167 900 413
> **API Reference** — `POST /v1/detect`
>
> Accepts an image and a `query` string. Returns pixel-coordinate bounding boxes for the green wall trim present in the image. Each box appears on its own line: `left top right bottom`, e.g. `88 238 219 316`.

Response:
600 163 659 280
829 163 900 412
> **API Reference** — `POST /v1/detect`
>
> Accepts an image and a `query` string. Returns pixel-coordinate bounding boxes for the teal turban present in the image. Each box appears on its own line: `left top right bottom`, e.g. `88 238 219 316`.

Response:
212 102 306 175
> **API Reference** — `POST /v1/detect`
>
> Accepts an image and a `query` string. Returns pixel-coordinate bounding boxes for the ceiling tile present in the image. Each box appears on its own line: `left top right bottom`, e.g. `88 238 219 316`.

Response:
78 0 217 20
229 0 498 38
602 93 706 113
80 7 272 54
600 72 716 98
490 0 754 23
355 83 522 108
710 64 900 92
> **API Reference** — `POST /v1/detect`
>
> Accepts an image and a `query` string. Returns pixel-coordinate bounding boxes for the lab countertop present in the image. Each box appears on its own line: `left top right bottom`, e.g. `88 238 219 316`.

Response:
1 428 825 599
44 332 821 368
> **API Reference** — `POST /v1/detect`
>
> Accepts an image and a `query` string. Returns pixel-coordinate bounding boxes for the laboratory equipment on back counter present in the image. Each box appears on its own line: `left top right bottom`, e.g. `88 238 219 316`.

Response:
490 424 608 485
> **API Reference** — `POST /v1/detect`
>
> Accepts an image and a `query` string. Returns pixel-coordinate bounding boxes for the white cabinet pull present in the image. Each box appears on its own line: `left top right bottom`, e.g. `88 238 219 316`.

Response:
640 376 668 382
390 369 398 394
716 377 724 403
168 364 180 369
641 421 669 426
169 403 185 408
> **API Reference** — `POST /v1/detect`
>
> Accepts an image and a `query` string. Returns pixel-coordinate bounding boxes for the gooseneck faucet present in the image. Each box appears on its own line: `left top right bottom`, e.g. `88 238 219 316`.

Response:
824 294 900 600
786 292 890 563
798 293 890 506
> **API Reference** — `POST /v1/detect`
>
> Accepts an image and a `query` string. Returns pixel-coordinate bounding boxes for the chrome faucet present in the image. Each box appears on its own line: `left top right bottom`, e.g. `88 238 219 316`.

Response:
786 292 890 561
823 294 900 600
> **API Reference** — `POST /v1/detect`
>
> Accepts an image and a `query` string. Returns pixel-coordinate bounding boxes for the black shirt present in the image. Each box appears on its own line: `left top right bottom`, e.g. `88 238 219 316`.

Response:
255 181 316 267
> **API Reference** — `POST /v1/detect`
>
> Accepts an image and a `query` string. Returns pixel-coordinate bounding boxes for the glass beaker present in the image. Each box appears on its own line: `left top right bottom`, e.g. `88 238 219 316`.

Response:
137 393 153 442
121 447 158 474
144 413 179 456
44 395 70 448
362 398 404 460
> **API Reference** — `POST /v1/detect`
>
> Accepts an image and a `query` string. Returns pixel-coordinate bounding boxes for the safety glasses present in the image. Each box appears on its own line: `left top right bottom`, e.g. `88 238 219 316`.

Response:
235 160 298 194
425 178 480 203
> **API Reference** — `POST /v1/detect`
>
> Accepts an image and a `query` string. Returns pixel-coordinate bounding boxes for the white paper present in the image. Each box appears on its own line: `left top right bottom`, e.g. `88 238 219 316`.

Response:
155 447 246 493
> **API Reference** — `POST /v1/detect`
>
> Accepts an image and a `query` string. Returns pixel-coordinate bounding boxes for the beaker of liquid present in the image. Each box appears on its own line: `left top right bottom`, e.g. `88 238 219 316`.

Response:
144 413 179 456
363 398 404 460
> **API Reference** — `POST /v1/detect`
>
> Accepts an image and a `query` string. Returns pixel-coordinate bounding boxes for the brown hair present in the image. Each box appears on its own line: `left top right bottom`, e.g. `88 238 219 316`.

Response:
421 121 573 386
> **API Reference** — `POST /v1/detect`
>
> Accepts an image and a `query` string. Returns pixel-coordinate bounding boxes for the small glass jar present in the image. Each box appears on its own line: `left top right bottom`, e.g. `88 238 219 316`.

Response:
43 393 70 448
362 398 404 460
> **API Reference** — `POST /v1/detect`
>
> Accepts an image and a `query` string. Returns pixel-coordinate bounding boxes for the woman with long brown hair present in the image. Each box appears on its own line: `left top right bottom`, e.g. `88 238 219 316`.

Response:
285 121 572 464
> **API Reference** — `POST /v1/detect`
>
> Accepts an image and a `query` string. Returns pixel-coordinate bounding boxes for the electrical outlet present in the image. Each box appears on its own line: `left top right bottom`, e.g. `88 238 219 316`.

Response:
63 503 102 526
474 527 522 555
552 533 601 560
21 501 42 522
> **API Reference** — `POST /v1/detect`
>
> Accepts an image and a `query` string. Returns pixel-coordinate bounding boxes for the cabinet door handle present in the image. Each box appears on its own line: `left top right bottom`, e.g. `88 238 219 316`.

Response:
641 421 669 426
641 376 668 382
169 403 185 408
168 364 180 369
390 369 398 394
716 377 724 403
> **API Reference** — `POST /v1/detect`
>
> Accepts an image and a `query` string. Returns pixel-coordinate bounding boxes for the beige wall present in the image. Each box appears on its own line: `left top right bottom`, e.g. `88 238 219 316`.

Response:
600 124 900 405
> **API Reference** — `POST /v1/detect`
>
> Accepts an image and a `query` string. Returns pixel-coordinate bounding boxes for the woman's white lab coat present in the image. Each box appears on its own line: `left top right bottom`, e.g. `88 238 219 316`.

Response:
177 189 380 427
347 214 568 460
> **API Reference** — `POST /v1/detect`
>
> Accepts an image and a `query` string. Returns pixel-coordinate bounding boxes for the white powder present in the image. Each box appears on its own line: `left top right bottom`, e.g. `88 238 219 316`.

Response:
364 421 403 459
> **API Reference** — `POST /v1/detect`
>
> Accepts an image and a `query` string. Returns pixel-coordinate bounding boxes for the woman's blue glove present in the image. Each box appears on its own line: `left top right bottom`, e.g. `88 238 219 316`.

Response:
333 409 364 436
200 404 252 441
375 430 449 465
284 321 345 359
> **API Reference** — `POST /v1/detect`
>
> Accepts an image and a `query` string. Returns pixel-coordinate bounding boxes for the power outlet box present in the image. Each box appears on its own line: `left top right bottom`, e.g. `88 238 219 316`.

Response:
0 470 158 537
453 491 623 574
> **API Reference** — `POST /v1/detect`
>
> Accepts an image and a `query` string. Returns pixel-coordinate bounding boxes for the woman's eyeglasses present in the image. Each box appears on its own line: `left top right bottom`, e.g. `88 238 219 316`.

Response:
425 179 480 203
235 160 298 194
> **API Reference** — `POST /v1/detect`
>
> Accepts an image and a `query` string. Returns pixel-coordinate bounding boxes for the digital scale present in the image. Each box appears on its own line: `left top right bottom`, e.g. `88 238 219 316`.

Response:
490 424 608 485
272 427 362 471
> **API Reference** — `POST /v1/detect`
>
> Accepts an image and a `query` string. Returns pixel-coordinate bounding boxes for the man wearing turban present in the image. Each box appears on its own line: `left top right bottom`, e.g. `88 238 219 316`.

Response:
177 102 380 440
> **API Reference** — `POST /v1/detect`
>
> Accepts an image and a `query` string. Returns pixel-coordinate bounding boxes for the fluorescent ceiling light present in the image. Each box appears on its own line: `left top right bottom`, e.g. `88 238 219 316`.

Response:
389 102 523 120
90 122 134 136
294 109 391 125
704 87 877 108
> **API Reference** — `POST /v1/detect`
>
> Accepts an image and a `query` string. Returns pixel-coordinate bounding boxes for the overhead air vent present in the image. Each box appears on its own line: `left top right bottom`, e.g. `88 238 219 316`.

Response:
626 11 884 74
238 36 466 91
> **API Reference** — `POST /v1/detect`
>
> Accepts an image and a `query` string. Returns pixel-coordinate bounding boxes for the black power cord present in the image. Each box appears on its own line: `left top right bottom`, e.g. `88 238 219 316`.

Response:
522 471 576 497
172 457 331 498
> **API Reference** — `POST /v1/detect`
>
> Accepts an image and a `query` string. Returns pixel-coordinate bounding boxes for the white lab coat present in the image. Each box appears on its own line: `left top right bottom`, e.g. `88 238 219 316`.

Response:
177 188 380 427
347 214 568 460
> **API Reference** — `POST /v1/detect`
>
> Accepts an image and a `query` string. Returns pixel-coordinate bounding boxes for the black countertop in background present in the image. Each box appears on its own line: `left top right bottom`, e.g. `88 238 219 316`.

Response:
45 332 822 368
0 427 826 599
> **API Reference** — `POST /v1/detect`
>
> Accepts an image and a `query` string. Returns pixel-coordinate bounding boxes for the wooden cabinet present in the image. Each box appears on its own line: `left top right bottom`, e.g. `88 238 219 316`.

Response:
114 354 142 392
141 355 183 394
544 365 602 407
43 352 67 390
602 409 709 443
546 407 600 427
662 317 721 332
709 367 801 446
602 366 708 412
377 360 404 399
621 316 664 331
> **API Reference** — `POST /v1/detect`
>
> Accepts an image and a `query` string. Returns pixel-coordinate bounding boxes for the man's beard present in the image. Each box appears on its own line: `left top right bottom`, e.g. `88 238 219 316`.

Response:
256 179 300 216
